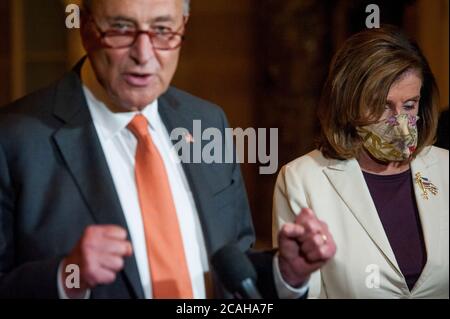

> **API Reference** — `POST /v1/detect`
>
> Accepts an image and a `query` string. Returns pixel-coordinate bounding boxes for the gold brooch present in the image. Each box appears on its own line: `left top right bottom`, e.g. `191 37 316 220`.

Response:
415 172 438 200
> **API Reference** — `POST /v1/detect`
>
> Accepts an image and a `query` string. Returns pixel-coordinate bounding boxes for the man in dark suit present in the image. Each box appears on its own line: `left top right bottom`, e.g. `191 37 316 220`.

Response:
0 0 336 298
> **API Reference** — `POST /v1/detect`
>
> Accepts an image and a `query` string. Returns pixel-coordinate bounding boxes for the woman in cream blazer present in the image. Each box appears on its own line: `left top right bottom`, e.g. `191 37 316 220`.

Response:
273 27 449 299
273 147 448 298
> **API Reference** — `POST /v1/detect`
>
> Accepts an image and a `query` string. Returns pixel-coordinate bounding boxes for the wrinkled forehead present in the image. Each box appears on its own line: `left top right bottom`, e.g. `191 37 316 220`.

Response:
90 0 184 24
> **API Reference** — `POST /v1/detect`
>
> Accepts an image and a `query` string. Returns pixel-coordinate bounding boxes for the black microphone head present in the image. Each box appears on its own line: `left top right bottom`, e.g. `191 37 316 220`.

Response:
211 243 257 294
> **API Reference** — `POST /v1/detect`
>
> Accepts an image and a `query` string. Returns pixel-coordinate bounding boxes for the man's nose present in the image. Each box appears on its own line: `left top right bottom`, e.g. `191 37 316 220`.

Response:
130 32 156 65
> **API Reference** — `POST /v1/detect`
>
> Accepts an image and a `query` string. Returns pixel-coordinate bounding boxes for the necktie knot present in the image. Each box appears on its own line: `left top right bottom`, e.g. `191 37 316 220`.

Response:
128 114 149 140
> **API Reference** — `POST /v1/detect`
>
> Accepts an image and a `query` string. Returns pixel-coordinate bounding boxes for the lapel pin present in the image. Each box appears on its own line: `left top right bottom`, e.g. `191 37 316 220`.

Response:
184 132 195 144
415 172 438 200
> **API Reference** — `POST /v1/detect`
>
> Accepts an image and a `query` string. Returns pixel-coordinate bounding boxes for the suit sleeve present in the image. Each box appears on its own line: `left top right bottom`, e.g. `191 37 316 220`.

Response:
0 142 61 299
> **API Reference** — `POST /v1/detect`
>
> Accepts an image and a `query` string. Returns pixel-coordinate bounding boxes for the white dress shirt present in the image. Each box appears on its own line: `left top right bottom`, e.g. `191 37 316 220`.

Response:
58 85 308 299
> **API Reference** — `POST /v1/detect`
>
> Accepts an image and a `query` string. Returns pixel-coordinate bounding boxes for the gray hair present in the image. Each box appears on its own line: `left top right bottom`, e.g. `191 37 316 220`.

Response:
83 0 190 16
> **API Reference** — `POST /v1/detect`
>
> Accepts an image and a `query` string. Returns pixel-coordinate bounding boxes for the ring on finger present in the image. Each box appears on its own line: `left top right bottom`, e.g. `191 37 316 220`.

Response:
321 234 328 245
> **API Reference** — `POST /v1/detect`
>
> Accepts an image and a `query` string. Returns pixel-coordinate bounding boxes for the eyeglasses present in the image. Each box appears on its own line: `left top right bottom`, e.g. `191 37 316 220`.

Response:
88 17 186 50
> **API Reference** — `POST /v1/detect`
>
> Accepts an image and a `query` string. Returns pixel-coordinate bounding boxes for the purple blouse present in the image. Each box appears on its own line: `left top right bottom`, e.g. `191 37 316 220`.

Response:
363 169 427 291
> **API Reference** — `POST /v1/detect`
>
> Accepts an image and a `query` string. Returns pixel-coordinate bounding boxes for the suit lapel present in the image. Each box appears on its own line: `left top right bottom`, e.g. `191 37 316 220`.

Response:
324 159 402 274
157 92 216 256
410 148 442 292
51 68 145 299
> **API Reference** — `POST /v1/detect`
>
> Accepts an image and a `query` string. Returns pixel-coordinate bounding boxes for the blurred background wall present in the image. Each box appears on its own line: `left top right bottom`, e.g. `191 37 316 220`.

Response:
0 0 448 248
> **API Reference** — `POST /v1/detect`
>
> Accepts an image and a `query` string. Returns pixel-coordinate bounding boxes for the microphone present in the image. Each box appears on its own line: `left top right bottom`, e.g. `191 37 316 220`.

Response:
211 243 262 299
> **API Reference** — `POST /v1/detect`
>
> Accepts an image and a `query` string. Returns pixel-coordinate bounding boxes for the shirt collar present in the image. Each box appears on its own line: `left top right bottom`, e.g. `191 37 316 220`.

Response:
82 85 159 141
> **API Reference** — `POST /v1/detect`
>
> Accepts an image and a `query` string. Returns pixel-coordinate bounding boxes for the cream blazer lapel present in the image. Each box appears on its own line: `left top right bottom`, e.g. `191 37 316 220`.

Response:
323 158 403 276
409 148 443 294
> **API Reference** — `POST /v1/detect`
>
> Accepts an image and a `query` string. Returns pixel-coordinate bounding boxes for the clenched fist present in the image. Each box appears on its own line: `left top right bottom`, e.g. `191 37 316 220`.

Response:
278 208 336 288
61 225 133 298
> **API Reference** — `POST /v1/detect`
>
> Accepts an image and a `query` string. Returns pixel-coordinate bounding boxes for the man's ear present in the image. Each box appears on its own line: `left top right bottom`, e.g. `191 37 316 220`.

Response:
79 8 104 52
79 11 90 51
183 15 190 25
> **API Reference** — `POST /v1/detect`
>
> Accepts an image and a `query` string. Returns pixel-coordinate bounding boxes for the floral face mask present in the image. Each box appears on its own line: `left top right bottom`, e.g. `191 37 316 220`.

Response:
357 114 419 162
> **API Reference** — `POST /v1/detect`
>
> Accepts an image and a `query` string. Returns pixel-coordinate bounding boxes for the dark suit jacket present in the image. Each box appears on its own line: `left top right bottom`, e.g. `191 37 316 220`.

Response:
0 64 278 299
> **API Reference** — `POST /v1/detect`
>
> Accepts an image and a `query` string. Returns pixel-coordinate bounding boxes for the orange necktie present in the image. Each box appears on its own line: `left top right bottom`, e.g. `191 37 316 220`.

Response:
128 114 193 299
